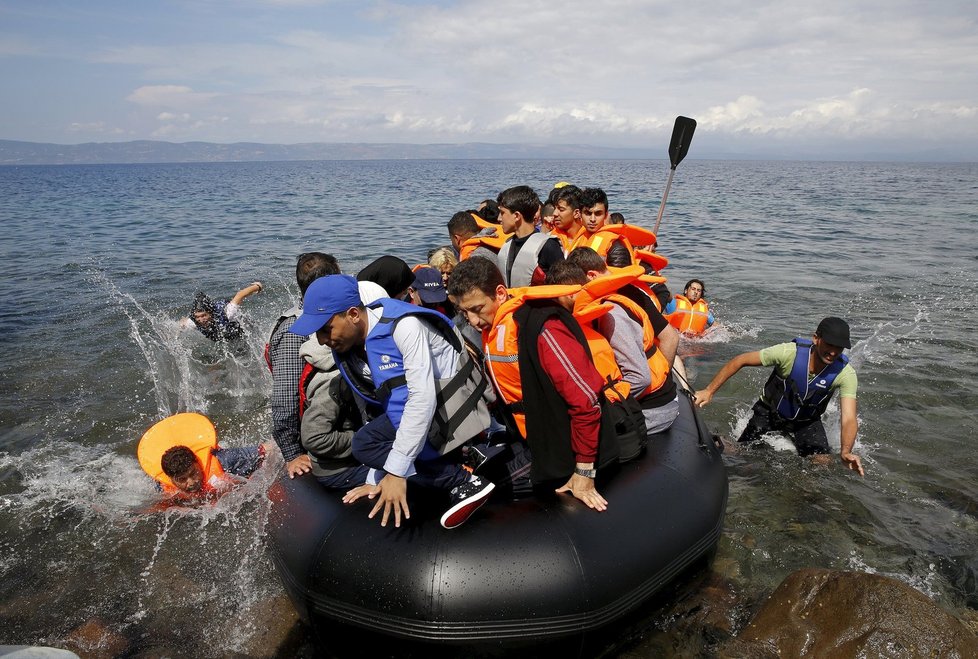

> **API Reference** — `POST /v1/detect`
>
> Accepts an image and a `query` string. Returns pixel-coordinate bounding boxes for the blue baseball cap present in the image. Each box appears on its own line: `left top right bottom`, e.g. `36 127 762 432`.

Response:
289 274 363 336
412 266 447 304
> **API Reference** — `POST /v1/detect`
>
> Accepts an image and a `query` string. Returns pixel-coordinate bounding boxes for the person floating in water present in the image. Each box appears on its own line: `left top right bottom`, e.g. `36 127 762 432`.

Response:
694 317 863 475
181 281 263 341
664 279 715 336
138 412 270 499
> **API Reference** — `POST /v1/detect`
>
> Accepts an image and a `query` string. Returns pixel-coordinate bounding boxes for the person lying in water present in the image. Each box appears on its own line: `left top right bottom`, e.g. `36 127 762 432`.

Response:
138 412 271 500
181 281 263 341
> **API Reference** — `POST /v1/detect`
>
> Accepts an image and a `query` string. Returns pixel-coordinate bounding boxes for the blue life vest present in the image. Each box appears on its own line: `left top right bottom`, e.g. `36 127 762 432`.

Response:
335 299 489 454
764 338 849 422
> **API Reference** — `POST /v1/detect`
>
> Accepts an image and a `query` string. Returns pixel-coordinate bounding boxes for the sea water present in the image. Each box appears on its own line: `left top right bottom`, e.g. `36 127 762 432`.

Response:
1 159 977 655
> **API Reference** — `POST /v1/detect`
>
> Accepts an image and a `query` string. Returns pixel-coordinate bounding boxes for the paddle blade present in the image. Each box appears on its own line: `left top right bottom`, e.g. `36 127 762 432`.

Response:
668 116 697 168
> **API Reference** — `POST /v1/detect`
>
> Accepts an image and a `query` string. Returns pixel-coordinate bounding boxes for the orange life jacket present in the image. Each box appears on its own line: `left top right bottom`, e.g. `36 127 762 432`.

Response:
569 224 657 263
576 266 671 398
666 295 710 335
635 248 669 272
571 287 630 404
460 211 511 258
550 224 583 255
484 284 589 439
459 232 511 260
137 412 226 494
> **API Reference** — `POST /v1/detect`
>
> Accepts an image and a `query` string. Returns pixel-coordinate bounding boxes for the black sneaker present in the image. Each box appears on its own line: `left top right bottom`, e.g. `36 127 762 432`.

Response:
440 477 495 529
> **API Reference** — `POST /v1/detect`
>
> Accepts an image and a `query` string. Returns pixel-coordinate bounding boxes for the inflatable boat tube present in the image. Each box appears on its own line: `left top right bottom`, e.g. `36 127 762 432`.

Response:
267 392 727 647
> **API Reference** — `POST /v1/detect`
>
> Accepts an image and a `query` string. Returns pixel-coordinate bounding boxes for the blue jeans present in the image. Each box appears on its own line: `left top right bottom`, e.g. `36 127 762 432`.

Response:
316 464 371 490
214 446 264 477
351 413 470 490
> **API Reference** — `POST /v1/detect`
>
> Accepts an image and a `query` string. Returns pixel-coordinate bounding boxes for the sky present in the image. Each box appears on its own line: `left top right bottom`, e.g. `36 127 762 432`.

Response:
2 0 977 159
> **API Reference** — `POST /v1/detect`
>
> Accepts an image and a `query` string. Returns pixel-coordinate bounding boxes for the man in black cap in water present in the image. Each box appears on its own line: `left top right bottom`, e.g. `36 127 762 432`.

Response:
694 317 863 476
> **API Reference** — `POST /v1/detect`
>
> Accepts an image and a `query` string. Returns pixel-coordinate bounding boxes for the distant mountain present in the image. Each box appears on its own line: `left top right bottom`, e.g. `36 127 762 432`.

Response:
0 139 664 165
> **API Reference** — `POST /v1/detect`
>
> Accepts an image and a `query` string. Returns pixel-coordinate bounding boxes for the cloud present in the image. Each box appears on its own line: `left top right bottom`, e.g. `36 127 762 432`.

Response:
126 85 218 108
6 0 976 155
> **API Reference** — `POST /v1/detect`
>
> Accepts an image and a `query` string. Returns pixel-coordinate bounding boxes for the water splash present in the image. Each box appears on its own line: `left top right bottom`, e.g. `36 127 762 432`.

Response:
90 266 207 416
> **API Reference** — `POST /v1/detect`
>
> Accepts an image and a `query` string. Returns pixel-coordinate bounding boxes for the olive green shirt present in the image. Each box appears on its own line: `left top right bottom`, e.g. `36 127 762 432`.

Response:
759 342 857 401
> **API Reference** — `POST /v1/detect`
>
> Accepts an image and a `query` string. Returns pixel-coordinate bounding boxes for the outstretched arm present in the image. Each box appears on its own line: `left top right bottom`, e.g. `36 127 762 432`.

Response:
231 281 263 305
694 351 762 407
839 397 863 476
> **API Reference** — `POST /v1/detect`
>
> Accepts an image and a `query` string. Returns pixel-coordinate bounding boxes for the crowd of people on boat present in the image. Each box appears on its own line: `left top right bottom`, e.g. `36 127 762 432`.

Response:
140 181 863 522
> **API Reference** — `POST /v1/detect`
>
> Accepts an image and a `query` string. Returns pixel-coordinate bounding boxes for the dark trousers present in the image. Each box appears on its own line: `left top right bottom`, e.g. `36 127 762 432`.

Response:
351 413 470 490
738 400 830 457
316 464 370 490
480 438 534 498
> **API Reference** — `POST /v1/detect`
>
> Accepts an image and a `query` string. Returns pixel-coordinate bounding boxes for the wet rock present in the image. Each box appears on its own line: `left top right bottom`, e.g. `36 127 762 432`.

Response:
728 568 978 658
241 593 316 658
615 568 751 657
62 618 129 659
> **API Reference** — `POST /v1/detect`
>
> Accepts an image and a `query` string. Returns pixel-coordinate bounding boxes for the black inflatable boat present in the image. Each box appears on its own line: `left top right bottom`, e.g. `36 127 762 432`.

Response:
267 392 727 648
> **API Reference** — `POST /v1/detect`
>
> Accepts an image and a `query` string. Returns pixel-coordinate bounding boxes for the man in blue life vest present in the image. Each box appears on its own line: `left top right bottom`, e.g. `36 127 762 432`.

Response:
289 274 495 529
694 317 863 476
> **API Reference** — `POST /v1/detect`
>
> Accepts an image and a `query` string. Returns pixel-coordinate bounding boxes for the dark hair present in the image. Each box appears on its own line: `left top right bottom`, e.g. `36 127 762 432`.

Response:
541 203 555 217
191 292 215 316
447 210 480 237
496 186 541 223
477 199 499 224
544 260 587 286
548 184 583 209
446 256 504 299
566 246 608 273
161 445 198 478
609 212 625 224
296 252 340 296
580 187 608 210
684 279 706 296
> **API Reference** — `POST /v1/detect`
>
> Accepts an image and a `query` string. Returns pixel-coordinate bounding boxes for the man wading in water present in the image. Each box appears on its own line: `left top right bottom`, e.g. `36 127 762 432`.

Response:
694 317 863 476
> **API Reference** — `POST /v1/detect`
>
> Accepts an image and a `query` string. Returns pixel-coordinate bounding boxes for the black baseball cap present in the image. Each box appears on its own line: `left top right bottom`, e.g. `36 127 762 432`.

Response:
816 317 851 349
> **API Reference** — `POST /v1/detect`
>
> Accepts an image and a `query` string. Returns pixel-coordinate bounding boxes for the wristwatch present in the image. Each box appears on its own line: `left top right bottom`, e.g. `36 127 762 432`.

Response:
574 466 597 479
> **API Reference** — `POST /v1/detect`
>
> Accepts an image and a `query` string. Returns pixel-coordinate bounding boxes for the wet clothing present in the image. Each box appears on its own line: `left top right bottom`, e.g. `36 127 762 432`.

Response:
740 339 858 455
215 445 265 478
186 298 244 342
664 295 714 334
738 400 831 456
759 342 857 402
